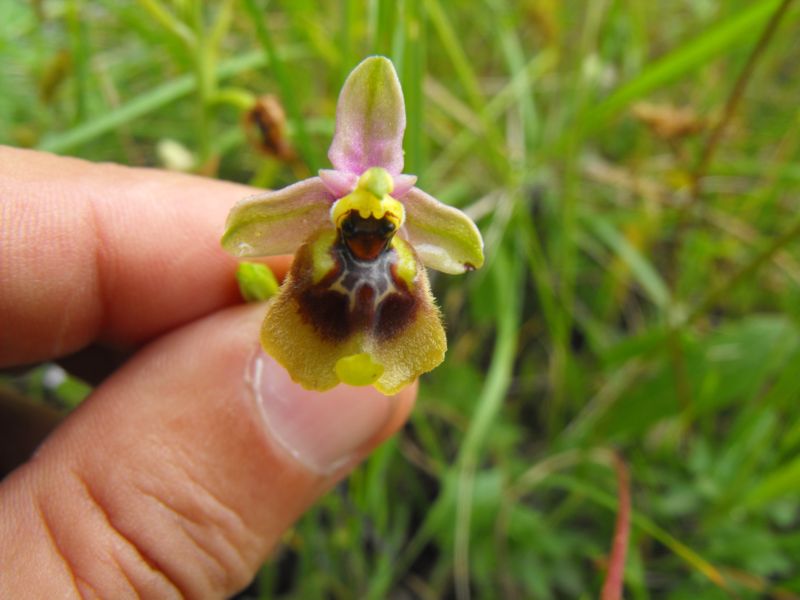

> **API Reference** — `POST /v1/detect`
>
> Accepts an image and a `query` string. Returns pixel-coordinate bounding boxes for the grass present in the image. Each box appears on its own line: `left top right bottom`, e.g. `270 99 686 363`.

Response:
4 0 800 597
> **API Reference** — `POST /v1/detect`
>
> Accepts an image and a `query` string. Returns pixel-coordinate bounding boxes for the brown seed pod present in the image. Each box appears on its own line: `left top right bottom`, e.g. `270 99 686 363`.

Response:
243 94 297 161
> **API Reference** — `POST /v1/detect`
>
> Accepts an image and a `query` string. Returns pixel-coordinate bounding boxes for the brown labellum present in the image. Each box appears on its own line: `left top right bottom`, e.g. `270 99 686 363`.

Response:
292 214 417 344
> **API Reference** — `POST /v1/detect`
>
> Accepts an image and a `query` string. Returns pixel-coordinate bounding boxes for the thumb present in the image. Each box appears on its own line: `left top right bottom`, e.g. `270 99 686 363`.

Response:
0 304 415 598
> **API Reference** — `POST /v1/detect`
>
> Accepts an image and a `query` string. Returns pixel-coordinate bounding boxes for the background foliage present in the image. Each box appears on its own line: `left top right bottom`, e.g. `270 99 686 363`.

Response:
3 0 800 597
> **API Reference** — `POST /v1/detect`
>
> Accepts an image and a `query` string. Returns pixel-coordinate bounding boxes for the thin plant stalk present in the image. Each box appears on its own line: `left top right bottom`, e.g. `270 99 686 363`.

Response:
242 0 321 171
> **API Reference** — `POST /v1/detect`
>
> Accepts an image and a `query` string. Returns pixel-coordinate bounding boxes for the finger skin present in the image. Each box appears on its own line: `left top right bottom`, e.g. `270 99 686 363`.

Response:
0 146 290 367
0 304 416 598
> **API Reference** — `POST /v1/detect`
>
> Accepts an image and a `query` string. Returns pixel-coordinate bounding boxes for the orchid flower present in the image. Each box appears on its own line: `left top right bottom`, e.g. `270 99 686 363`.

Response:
221 56 484 395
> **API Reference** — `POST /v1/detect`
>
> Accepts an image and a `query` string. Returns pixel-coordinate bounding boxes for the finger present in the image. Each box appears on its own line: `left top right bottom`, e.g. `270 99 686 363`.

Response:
0 304 415 598
0 146 291 366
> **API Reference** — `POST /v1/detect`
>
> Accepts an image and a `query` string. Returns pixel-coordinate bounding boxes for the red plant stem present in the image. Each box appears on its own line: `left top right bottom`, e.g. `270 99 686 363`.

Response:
601 453 631 600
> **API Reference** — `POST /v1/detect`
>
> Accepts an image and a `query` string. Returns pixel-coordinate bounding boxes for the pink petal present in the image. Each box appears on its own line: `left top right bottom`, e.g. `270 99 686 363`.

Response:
392 174 417 198
319 169 359 198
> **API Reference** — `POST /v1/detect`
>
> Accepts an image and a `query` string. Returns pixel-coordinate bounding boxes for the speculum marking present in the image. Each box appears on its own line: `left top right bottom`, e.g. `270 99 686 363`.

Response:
295 225 418 343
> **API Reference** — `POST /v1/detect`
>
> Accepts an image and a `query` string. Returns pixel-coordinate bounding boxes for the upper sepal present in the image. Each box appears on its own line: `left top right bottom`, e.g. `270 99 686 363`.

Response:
402 187 485 274
221 177 333 257
328 56 406 176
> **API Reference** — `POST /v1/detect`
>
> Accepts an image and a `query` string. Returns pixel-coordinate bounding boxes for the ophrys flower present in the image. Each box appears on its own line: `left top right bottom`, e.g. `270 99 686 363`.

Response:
222 56 484 395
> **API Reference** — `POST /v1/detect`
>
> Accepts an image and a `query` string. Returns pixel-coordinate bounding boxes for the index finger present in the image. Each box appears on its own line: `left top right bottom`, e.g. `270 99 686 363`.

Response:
0 146 289 367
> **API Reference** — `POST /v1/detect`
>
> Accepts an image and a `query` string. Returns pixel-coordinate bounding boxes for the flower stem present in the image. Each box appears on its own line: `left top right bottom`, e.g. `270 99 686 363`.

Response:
454 245 521 600
242 0 320 171
688 212 800 324
136 0 196 49
191 0 217 168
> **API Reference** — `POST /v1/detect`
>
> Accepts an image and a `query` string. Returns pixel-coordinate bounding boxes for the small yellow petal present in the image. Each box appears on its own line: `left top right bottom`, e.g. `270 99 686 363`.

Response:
335 353 384 386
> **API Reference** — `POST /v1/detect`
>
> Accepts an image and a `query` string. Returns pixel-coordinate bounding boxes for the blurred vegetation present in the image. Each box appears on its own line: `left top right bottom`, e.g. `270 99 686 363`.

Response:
3 0 800 597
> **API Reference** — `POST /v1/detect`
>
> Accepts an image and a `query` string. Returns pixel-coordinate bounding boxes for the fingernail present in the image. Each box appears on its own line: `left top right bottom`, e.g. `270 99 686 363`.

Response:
247 350 399 474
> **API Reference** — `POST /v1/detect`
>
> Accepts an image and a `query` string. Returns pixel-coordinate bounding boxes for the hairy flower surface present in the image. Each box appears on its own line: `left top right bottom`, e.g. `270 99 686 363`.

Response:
222 56 484 394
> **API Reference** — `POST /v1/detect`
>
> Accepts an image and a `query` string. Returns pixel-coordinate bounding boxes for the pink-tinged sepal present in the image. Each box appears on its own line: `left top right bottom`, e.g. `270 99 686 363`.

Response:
327 56 406 176
221 177 333 257
403 187 485 274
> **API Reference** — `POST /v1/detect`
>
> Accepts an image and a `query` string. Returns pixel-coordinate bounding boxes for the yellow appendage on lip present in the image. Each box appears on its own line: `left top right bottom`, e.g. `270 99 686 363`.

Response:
335 353 385 386
331 167 405 230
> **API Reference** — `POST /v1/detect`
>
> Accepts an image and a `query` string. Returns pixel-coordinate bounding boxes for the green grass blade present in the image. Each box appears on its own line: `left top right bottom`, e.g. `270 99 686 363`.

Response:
423 0 484 111
582 0 789 134
66 0 91 124
37 50 304 154
402 0 425 177
742 454 800 511
454 244 521 597
136 0 196 48
582 214 671 310
241 0 321 170
546 474 729 590
371 0 396 57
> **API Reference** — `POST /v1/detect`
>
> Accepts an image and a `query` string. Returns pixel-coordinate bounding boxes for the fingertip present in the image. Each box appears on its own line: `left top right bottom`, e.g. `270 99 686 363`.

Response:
0 303 419 598
249 351 416 475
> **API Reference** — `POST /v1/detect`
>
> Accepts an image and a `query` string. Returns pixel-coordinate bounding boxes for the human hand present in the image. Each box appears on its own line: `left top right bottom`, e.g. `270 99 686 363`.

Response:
0 146 416 598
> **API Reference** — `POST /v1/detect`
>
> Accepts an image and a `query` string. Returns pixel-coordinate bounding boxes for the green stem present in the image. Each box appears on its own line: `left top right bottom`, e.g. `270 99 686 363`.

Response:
66 0 90 123
454 246 520 600
668 0 796 286
687 213 800 324
691 0 795 192
340 0 355 82
39 50 285 153
211 87 257 111
209 0 236 50
136 0 196 49
242 0 320 171
193 46 216 165
423 0 508 178
549 1 609 434
403 0 425 177
423 0 483 110
372 0 396 57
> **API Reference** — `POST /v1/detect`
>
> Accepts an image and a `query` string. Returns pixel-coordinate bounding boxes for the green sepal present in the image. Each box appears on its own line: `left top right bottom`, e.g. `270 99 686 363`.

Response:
403 187 485 274
221 177 332 258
